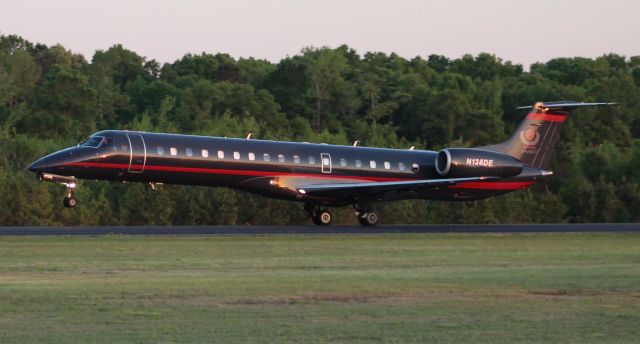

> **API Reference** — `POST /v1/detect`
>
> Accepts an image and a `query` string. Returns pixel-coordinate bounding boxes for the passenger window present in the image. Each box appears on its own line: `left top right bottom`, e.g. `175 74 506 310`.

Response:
278 154 285 163
234 152 240 160
370 160 377 168
218 150 224 159
399 162 406 170
157 146 164 155
186 148 193 157
170 147 177 156
384 161 391 170
309 156 316 164
412 163 420 171
248 152 255 161
293 155 300 164
355 159 362 168
263 153 270 162
340 158 347 167
202 149 209 158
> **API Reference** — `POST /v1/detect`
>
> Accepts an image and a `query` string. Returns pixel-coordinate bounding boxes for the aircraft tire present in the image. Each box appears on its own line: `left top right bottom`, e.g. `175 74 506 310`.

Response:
313 210 332 225
358 211 379 226
64 196 77 208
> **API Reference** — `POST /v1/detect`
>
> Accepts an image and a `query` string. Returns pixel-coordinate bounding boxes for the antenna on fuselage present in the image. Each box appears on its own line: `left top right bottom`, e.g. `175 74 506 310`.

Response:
246 133 252 139
409 146 415 150
353 140 360 147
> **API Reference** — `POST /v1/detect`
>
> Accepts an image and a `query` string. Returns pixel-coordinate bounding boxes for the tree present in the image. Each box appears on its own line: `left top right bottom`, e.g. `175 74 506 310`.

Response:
302 47 348 131
92 44 148 89
1 33 638 226
359 53 398 125
30 65 97 138
237 57 276 89
0 50 40 107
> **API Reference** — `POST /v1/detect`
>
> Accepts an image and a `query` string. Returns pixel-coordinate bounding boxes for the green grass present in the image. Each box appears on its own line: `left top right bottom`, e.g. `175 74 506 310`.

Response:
0 233 638 343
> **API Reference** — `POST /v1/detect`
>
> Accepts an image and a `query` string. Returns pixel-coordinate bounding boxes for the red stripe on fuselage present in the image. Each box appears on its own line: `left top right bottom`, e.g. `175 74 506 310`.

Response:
63 162 411 182
449 181 535 190
527 113 567 122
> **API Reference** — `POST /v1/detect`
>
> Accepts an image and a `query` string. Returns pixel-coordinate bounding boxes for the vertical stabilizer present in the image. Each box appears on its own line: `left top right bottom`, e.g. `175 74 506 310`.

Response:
481 101 614 169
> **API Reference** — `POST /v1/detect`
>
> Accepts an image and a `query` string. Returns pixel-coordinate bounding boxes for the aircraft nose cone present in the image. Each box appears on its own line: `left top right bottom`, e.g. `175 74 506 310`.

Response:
28 148 82 175
28 159 46 173
28 152 64 174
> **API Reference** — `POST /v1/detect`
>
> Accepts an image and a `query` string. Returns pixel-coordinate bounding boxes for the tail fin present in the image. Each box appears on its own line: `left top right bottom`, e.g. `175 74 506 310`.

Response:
481 101 615 169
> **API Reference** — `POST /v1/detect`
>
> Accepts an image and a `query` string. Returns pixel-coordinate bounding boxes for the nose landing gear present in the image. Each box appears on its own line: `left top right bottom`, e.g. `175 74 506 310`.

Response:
63 185 77 208
36 173 79 209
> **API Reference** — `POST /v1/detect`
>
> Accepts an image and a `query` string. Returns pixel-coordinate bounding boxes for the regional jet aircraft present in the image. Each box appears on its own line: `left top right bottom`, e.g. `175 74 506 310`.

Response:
28 101 612 226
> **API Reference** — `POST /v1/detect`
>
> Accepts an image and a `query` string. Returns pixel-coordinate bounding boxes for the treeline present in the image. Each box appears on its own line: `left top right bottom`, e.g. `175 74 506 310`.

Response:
0 34 639 225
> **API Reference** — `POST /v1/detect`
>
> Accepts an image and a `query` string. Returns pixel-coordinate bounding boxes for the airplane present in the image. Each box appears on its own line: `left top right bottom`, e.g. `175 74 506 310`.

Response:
28 101 613 226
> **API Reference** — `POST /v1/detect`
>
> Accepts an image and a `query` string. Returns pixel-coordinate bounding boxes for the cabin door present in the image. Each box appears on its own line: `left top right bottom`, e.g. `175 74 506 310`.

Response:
320 153 332 173
126 133 146 173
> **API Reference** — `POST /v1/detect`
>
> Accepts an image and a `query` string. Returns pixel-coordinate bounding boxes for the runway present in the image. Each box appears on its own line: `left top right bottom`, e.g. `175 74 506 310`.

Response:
0 223 638 236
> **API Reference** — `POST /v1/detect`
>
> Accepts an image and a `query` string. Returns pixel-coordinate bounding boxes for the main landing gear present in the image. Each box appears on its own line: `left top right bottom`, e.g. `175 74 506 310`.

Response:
305 202 380 226
356 207 379 227
305 203 332 225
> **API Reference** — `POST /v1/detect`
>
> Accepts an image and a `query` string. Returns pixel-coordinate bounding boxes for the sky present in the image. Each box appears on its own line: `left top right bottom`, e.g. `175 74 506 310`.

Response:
0 0 638 67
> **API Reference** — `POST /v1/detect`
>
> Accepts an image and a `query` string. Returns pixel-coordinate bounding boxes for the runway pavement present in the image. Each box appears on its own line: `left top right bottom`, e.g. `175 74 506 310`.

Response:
0 223 638 236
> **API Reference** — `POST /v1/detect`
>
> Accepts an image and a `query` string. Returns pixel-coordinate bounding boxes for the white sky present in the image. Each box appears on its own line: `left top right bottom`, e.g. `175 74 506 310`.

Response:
0 0 638 67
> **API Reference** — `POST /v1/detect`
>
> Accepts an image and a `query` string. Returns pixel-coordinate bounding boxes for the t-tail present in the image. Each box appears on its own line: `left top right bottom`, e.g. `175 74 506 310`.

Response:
481 101 615 170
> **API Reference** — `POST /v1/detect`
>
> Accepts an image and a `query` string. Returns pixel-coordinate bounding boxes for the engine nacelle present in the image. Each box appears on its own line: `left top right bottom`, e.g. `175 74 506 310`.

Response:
435 148 523 178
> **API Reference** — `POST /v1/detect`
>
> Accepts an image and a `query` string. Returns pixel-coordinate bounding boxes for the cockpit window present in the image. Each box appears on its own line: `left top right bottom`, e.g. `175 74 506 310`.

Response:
79 136 104 148
102 137 115 150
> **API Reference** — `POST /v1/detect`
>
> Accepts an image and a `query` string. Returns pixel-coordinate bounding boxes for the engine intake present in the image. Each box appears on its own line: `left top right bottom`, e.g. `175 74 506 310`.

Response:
435 148 523 178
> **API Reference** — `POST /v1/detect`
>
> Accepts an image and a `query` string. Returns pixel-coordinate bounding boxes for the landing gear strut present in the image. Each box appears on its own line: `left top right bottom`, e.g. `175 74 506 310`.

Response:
62 183 77 208
35 173 79 209
305 203 332 225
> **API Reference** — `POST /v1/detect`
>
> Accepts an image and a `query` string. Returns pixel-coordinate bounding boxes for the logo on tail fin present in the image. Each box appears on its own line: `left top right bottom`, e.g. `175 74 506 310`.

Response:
519 127 540 150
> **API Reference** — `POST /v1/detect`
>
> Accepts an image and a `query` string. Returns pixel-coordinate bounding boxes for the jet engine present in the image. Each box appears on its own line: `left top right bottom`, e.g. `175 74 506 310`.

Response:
435 148 523 178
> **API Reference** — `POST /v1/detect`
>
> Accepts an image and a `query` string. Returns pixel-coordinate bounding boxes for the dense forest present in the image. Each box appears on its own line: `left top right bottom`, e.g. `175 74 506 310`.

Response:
0 34 639 225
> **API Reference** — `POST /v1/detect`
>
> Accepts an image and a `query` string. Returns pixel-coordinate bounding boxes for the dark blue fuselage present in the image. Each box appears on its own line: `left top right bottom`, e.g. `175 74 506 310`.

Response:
29 130 539 206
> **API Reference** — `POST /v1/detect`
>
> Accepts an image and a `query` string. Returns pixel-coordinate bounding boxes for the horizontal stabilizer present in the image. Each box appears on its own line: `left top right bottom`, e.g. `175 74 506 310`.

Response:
516 101 617 112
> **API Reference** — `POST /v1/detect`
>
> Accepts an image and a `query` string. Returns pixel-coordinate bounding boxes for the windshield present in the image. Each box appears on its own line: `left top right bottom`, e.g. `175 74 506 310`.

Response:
79 136 104 148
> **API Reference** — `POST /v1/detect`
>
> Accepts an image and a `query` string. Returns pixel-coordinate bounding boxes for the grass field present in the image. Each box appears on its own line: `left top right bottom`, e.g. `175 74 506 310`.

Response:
0 233 638 343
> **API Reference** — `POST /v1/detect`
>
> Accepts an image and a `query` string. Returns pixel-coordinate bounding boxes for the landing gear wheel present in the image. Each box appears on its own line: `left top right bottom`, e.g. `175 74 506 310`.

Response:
63 183 77 209
63 196 77 208
313 210 332 226
358 211 379 227
305 203 332 226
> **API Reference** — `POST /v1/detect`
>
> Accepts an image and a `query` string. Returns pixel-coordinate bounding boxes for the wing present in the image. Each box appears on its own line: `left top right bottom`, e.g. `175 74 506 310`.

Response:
297 176 498 199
